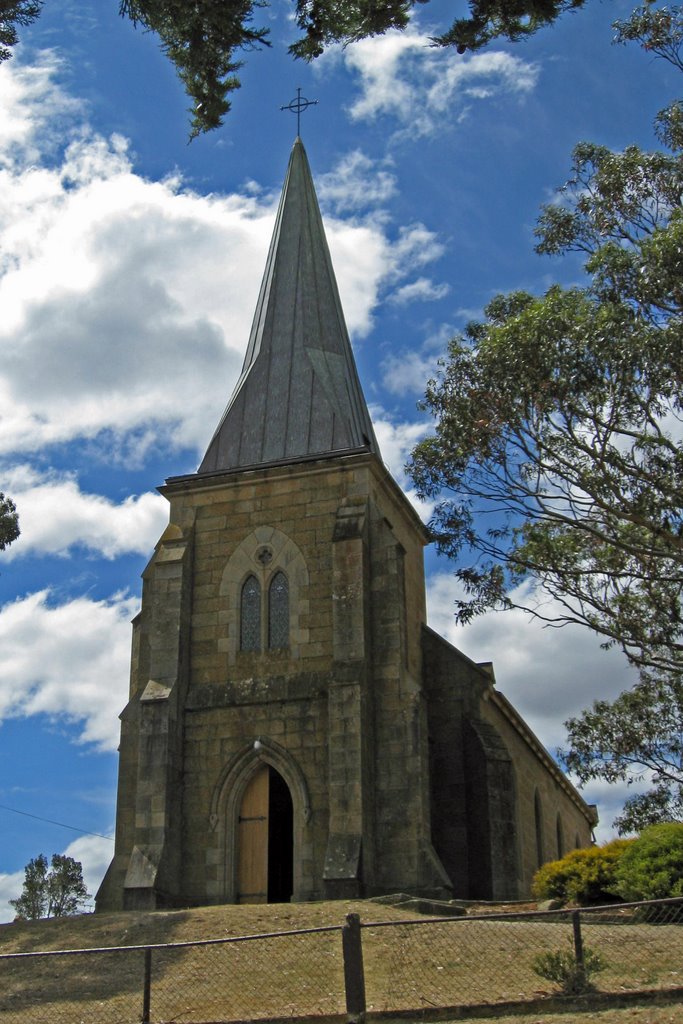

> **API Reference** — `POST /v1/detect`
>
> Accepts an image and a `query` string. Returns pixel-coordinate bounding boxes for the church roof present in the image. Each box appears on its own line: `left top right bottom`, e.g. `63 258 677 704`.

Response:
198 137 380 475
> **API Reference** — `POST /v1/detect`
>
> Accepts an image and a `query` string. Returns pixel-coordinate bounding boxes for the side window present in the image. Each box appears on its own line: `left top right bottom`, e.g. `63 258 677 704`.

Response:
268 571 289 649
240 575 261 651
556 813 564 858
534 790 544 868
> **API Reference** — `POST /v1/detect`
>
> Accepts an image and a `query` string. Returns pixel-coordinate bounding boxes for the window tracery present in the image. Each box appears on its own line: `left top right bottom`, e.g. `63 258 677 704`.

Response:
268 572 289 649
240 575 261 651
239 569 290 652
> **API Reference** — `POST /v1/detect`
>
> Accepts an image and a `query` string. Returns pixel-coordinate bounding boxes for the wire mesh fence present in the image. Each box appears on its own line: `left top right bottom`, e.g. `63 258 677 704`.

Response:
0 898 681 1023
0 926 344 1024
362 898 683 1015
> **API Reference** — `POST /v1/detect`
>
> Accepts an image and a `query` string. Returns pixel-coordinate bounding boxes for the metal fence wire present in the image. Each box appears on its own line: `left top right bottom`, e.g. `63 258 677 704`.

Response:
0 898 681 1023
362 898 683 1015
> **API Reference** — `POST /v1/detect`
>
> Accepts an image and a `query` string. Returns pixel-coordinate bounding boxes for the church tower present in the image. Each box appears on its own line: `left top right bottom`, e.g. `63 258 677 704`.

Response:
97 139 596 911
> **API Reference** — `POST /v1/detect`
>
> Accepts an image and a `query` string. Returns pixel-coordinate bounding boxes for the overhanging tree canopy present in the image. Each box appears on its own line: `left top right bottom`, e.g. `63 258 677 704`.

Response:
564 678 683 833
409 101 683 681
408 7 683 828
0 0 598 136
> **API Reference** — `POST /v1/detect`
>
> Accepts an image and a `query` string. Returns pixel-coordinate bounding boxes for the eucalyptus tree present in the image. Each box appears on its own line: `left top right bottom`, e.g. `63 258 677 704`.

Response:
409 6 683 827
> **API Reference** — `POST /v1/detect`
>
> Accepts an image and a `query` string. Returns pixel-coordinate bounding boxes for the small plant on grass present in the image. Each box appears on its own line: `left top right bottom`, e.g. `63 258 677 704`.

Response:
532 944 607 995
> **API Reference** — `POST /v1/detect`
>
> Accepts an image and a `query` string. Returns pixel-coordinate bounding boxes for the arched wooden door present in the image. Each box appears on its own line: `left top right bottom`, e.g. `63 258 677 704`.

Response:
236 764 293 904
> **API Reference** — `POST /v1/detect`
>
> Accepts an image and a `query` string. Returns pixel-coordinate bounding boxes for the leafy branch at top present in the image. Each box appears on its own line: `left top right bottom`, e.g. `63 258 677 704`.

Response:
4 0 678 136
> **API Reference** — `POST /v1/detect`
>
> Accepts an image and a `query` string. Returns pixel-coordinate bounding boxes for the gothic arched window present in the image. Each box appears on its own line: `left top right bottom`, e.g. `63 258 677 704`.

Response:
240 575 261 651
268 571 289 649
556 813 564 859
534 790 544 868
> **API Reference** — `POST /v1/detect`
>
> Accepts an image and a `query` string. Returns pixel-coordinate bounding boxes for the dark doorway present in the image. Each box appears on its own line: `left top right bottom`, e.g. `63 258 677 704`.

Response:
236 764 294 904
267 766 293 902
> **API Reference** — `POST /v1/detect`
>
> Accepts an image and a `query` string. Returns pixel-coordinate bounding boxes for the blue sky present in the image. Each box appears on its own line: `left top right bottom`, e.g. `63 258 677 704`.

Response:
0 0 674 918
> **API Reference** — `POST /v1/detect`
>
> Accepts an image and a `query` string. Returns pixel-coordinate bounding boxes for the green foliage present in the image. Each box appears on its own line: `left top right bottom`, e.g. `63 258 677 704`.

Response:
0 492 19 552
10 854 90 920
564 679 683 834
3 0 672 135
0 0 42 61
532 840 633 904
613 822 683 901
9 854 49 920
613 3 683 74
532 944 607 994
290 0 416 59
409 94 683 823
291 0 590 57
408 107 683 683
431 0 585 53
119 0 270 138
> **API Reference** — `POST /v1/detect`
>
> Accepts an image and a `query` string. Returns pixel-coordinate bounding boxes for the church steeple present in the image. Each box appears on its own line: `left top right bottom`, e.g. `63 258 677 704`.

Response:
198 138 380 475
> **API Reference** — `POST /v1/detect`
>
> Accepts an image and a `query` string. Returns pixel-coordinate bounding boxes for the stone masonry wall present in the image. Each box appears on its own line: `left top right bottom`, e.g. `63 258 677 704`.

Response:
159 452 438 903
481 694 596 894
422 627 596 900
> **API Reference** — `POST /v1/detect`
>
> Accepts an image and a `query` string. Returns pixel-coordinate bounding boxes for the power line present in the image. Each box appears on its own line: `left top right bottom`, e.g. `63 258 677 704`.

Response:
0 803 114 842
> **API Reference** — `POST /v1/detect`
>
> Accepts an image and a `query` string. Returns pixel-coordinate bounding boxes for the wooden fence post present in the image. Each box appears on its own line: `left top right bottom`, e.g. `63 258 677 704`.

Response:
142 947 152 1024
342 912 366 1024
572 910 585 982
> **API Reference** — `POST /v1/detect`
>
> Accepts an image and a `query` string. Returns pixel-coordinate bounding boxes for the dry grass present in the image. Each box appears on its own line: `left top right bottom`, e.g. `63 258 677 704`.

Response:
0 901 682 1024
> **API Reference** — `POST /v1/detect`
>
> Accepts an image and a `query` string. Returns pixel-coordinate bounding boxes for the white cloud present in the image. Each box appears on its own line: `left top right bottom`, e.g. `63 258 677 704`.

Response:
427 574 638 747
0 55 446 462
425 572 639 835
0 867 25 924
388 276 450 305
382 348 437 396
317 150 397 213
577 776 652 843
335 28 540 135
62 833 114 913
370 406 434 520
2 465 168 560
0 50 82 166
0 590 137 750
391 223 445 270
382 322 457 396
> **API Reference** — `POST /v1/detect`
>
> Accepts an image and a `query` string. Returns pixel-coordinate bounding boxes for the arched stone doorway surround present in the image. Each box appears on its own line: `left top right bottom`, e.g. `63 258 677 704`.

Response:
208 737 312 903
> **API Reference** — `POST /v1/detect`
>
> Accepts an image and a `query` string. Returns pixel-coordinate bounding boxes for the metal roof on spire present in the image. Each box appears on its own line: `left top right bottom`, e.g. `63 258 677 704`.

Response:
197 137 380 475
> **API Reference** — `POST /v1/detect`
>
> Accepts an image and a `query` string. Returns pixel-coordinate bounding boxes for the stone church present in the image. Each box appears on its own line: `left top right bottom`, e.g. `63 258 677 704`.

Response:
96 138 596 913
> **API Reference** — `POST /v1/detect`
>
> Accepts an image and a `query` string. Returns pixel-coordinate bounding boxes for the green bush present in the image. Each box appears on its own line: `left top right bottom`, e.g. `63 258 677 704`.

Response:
532 839 634 905
613 822 683 902
532 944 607 995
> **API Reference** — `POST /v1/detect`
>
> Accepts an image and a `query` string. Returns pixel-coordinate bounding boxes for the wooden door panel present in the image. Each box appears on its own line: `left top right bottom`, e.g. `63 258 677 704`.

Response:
237 765 269 904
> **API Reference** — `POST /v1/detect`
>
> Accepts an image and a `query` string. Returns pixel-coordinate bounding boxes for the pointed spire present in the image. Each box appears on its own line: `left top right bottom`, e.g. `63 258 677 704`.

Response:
198 138 379 475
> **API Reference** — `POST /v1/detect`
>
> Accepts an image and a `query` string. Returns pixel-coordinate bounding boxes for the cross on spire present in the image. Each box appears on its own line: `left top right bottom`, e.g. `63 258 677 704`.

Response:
280 87 318 136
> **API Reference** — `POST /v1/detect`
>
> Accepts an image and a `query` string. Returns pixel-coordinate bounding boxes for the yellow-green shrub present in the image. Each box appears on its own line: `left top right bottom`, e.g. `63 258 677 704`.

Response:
532 839 634 905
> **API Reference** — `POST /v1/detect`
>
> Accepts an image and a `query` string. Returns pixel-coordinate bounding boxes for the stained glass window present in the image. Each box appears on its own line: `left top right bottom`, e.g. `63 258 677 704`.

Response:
268 571 289 649
240 575 261 651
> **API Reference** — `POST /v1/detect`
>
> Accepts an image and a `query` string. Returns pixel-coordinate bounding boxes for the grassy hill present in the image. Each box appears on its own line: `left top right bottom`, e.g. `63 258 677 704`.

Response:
1 900 683 1024
0 897 400 953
